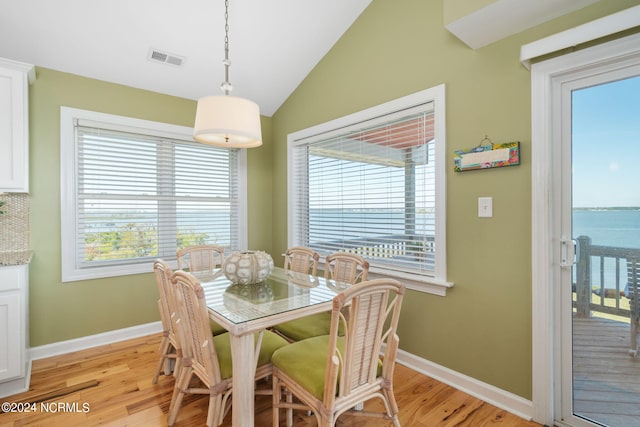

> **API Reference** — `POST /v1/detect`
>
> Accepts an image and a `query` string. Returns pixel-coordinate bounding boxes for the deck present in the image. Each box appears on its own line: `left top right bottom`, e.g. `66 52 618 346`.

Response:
573 316 640 426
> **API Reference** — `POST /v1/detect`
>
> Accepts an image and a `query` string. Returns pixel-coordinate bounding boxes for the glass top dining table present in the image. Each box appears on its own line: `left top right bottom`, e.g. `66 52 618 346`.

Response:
188 266 349 427
192 266 348 327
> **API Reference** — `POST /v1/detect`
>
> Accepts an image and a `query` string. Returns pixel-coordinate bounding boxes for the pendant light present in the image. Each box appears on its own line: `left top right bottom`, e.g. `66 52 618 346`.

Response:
193 0 262 148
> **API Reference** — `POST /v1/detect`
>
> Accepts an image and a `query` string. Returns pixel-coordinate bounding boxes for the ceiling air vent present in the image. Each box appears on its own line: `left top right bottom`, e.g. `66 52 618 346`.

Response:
148 48 185 67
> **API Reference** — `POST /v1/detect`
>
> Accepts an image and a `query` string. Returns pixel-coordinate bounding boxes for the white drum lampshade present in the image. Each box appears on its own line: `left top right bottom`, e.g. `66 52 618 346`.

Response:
193 95 262 148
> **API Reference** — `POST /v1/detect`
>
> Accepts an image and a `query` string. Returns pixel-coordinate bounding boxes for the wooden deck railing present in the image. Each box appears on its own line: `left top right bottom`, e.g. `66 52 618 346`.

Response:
311 234 435 261
574 235 639 318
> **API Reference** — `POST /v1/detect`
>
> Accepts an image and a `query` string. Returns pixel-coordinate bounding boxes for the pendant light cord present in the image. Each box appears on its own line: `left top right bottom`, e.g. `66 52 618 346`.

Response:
221 0 232 95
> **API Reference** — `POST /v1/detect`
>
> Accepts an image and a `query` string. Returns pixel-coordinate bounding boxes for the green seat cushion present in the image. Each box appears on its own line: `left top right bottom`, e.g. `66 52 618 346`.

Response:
272 335 383 401
210 319 227 336
274 311 346 341
274 312 332 341
271 335 342 400
213 330 289 380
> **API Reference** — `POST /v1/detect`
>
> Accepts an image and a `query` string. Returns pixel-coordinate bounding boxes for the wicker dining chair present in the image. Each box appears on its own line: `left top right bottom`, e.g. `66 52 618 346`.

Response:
283 246 320 276
271 278 405 427
324 252 369 284
152 259 181 384
176 244 225 273
273 252 369 342
176 245 227 336
168 270 288 427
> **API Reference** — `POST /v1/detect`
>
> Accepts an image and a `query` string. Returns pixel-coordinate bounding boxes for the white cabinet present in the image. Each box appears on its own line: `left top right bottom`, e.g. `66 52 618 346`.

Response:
0 58 34 193
0 264 30 398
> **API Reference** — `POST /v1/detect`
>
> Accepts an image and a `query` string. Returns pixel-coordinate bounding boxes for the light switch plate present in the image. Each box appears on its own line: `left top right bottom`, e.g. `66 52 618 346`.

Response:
478 197 493 217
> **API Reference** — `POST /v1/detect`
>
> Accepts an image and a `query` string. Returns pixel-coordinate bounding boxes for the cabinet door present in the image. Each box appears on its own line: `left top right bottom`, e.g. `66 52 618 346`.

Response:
0 66 28 192
0 291 22 381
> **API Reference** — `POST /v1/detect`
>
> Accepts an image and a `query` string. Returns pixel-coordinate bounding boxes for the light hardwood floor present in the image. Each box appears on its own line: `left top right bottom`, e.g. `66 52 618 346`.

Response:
0 333 542 426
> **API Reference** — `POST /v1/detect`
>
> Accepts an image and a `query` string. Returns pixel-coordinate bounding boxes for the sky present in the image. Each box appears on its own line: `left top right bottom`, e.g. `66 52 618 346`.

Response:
572 75 640 208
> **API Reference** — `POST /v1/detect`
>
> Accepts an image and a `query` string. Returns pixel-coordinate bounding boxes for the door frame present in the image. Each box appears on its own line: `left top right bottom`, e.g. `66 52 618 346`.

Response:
531 32 640 426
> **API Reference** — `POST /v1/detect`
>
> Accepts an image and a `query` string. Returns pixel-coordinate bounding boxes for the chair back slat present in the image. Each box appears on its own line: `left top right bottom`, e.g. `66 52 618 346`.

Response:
324 252 369 284
347 291 387 388
172 270 223 385
177 245 225 273
284 246 320 276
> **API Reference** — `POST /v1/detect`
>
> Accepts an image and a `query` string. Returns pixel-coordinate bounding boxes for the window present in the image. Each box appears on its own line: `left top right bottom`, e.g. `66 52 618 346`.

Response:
60 107 247 282
288 85 449 293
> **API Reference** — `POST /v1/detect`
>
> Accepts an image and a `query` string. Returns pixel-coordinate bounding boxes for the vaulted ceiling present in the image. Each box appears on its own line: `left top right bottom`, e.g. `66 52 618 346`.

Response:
0 0 605 117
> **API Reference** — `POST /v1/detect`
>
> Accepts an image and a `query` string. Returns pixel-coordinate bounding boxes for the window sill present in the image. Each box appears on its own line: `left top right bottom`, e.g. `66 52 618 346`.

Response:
366 268 454 296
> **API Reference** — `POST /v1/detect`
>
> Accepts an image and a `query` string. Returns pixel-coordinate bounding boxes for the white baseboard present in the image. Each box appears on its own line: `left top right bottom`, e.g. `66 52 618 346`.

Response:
29 321 163 361
395 348 534 421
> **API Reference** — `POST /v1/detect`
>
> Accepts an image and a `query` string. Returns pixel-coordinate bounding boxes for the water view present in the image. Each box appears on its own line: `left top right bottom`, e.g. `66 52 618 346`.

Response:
573 208 640 292
573 208 640 249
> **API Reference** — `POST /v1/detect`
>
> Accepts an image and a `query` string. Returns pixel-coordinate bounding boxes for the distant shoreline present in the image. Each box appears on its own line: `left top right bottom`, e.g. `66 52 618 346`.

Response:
573 206 640 211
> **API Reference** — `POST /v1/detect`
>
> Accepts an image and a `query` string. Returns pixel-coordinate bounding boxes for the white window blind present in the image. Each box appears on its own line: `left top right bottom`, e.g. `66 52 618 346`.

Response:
61 107 246 281
290 101 438 278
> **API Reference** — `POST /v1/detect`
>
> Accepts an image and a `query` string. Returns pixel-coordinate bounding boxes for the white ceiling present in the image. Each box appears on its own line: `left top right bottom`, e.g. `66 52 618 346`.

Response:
0 0 372 117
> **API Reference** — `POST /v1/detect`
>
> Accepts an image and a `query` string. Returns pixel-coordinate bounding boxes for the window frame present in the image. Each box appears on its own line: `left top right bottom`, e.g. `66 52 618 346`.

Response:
60 107 248 282
287 84 452 295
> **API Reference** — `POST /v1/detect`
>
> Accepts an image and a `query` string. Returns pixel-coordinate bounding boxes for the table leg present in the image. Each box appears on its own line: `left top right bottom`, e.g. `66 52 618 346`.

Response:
230 332 255 427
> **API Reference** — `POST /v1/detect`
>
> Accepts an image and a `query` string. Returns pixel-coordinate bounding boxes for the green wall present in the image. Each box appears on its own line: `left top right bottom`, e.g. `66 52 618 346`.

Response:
270 0 640 399
25 0 638 403
28 68 273 346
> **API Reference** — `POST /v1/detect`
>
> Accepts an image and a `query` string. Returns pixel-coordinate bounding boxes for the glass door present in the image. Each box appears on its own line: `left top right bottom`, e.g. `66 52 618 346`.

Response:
561 71 640 427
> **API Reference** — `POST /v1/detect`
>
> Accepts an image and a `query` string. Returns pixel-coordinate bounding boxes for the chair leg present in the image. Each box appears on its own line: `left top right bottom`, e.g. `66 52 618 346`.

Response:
173 351 182 378
381 388 401 427
272 375 295 427
153 335 172 384
318 413 333 427
286 388 293 427
167 366 192 426
152 357 165 384
207 394 223 427
272 374 281 427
